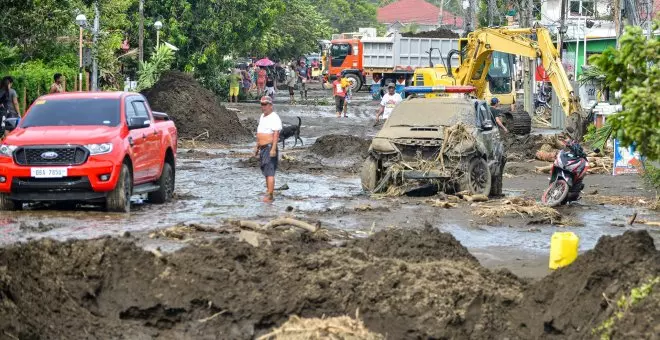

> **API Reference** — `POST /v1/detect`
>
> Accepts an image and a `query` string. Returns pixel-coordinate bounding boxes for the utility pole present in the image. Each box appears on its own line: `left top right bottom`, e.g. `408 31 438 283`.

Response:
487 0 496 27
91 1 99 91
139 0 144 64
558 0 567 57
522 0 535 116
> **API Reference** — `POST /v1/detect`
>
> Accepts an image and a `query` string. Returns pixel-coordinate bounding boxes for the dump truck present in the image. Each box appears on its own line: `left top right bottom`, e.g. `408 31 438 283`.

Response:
325 31 459 91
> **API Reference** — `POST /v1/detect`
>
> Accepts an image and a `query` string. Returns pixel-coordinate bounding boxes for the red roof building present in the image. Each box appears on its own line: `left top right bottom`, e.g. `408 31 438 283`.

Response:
377 0 464 27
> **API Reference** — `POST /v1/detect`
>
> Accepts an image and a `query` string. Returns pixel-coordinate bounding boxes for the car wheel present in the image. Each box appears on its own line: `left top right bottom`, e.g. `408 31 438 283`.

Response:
149 162 175 204
360 156 379 192
106 164 132 213
458 158 492 196
0 193 21 211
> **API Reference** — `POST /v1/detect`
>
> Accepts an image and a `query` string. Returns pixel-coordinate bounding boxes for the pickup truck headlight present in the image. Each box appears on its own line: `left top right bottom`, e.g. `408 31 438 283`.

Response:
85 143 113 155
0 144 17 157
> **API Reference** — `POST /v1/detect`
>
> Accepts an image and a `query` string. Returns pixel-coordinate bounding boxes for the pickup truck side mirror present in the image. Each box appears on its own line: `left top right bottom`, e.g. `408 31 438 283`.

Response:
128 117 151 130
2 117 20 132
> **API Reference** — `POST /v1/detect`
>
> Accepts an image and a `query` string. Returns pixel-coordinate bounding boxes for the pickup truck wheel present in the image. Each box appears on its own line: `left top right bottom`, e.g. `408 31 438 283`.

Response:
458 158 492 196
106 164 132 213
149 162 174 204
360 156 380 192
0 193 21 211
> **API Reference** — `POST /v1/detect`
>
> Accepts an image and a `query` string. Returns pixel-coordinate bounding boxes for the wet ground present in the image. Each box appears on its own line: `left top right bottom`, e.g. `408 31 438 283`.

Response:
1 84 658 279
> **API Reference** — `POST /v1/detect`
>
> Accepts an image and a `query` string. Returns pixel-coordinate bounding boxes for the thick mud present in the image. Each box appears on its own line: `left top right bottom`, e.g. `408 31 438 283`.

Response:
143 71 252 143
1 228 657 339
308 134 371 159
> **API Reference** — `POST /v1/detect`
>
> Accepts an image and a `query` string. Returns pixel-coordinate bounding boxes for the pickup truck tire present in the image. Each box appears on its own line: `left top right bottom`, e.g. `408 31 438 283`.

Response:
106 164 132 213
0 193 20 211
458 158 492 196
149 162 174 204
360 156 379 192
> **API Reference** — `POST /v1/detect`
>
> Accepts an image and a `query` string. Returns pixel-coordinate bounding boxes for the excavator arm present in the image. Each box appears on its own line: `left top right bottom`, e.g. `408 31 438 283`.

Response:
453 27 580 117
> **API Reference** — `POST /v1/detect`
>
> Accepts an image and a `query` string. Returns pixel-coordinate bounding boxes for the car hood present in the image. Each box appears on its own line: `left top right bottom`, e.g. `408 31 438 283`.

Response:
5 126 120 146
374 125 445 140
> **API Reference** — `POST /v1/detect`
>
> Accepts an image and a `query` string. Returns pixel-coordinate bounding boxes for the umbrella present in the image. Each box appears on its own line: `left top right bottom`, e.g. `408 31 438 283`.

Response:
255 58 275 67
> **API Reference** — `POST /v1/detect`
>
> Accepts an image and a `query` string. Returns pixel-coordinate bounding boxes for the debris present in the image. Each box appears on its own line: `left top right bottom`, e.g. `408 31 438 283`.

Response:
628 211 638 226
474 199 561 223
238 230 271 247
426 199 458 208
535 164 553 173
264 218 319 233
257 314 384 340
464 194 489 203
276 183 290 191
535 150 557 162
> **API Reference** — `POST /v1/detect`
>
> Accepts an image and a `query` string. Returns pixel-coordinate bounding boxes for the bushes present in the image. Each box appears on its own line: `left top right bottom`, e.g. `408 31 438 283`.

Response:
3 59 78 110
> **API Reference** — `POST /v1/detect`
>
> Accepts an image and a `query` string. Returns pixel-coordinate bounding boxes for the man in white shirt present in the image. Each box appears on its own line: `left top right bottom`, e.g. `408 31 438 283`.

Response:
254 96 283 202
375 83 403 125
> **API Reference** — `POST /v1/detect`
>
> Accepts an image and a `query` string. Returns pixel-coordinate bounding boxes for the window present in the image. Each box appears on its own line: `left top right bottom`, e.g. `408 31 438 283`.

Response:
488 52 513 94
132 101 149 118
569 1 595 16
22 98 120 127
125 98 137 119
330 44 351 67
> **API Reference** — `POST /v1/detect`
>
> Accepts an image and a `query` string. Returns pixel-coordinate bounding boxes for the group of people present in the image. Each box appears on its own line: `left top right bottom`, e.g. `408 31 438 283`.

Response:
229 59 313 104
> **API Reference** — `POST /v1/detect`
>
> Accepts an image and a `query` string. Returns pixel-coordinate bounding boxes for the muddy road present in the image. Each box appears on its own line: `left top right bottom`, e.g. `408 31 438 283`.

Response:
1 85 658 280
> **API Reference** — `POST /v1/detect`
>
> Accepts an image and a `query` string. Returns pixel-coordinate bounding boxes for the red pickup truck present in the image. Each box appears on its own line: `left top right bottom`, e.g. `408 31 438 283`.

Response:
0 92 177 212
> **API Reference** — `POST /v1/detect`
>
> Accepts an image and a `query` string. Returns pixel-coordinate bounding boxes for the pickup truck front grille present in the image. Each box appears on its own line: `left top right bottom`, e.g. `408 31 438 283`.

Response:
14 146 89 166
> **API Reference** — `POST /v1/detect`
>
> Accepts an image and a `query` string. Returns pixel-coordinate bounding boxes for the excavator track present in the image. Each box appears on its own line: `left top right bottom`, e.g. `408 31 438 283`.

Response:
502 110 532 135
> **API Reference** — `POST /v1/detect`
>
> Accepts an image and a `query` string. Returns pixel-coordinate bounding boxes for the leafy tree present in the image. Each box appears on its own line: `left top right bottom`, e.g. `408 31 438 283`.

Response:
248 0 332 59
589 20 660 161
137 45 174 91
312 0 379 33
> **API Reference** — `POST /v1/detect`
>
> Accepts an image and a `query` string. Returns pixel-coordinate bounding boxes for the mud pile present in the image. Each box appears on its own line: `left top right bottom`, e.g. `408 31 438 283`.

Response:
505 230 660 339
309 134 371 159
143 71 252 143
401 28 459 38
0 227 522 339
1 228 657 339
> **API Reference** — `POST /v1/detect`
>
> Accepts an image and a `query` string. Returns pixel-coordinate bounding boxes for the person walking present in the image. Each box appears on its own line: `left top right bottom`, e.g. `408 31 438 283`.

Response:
375 83 402 125
253 96 282 203
49 73 64 94
250 64 258 93
265 75 276 100
343 78 354 117
297 62 308 101
489 98 509 133
286 64 297 104
256 67 267 97
0 76 21 136
241 67 251 98
332 74 347 118
228 69 241 103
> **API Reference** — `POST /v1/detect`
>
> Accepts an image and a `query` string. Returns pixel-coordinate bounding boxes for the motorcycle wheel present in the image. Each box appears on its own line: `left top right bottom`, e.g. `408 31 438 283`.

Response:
542 180 570 207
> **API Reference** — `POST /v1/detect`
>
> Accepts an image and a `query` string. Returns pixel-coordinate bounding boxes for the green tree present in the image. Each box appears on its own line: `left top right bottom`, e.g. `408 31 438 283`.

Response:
250 0 332 59
137 45 174 91
589 21 660 161
313 0 379 33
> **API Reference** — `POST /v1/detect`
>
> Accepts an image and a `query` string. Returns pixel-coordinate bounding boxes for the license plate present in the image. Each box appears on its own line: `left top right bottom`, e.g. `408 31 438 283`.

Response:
31 168 68 178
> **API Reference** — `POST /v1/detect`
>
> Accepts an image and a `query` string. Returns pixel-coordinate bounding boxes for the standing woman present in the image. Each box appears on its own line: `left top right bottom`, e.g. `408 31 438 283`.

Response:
257 67 267 97
0 76 21 137
241 67 252 98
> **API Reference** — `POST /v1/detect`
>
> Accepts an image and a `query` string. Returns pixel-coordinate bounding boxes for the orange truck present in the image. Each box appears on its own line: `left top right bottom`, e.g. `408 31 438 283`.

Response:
0 92 177 212
325 32 459 92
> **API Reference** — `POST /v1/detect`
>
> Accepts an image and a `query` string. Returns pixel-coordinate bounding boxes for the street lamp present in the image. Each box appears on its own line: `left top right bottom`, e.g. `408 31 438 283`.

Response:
76 14 87 91
154 21 163 48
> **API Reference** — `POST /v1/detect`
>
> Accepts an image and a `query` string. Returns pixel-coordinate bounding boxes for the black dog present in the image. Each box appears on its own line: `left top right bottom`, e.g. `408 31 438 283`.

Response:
279 117 303 149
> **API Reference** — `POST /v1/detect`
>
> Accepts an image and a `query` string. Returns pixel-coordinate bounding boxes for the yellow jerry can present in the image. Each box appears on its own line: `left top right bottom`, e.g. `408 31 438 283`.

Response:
549 232 579 269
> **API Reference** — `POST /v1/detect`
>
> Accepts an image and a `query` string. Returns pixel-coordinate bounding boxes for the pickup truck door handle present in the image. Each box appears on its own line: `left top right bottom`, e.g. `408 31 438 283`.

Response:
128 137 134 146
153 130 159 136
142 133 147 139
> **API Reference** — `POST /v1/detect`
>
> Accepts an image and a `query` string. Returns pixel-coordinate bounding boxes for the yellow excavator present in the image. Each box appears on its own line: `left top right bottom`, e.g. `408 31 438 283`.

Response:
413 27 582 136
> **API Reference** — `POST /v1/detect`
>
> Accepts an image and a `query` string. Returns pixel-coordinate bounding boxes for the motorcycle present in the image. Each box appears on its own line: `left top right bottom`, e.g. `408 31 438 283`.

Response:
541 138 589 207
535 82 552 115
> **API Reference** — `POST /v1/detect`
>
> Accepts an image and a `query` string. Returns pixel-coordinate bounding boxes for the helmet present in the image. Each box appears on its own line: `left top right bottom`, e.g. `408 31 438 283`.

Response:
490 98 499 105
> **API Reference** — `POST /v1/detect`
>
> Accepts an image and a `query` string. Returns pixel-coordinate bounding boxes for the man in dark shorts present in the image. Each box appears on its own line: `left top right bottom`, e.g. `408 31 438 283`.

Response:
489 98 509 133
332 74 346 118
253 96 282 202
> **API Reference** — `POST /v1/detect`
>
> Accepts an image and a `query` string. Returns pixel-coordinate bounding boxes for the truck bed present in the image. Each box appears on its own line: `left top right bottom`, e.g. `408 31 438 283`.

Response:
362 35 459 70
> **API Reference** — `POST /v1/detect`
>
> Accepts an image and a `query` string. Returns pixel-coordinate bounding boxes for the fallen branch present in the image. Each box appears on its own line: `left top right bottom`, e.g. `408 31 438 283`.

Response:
264 218 319 232
239 220 262 230
197 310 227 323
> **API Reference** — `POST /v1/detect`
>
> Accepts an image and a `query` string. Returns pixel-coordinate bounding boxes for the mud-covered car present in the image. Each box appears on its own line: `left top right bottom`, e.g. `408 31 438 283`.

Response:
361 96 505 196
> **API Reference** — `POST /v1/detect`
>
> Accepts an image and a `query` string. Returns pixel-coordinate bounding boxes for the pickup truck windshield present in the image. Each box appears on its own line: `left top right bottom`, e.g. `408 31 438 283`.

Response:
21 98 120 128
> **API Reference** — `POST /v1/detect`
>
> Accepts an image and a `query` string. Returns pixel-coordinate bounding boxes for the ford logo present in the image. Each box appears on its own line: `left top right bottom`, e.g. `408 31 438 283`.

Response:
41 151 59 160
